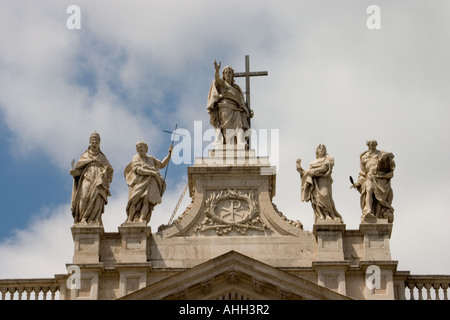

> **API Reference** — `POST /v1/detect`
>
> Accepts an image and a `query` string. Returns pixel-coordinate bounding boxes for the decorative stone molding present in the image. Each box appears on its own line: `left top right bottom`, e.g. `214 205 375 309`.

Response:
280 289 290 300
193 189 270 236
254 279 264 294
228 270 239 284
202 280 212 295
177 290 186 300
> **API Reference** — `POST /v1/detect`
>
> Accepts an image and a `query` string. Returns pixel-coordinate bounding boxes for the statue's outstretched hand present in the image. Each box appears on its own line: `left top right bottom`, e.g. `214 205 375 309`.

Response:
214 60 221 73
295 159 302 172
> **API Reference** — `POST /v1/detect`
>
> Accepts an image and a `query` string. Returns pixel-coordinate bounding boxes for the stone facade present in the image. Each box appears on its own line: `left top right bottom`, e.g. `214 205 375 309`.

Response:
56 147 406 300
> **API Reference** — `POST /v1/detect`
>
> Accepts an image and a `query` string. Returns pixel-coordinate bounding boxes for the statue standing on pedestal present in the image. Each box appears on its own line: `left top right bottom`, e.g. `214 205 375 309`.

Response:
70 132 114 225
296 144 342 223
351 140 395 223
206 60 253 147
124 141 173 224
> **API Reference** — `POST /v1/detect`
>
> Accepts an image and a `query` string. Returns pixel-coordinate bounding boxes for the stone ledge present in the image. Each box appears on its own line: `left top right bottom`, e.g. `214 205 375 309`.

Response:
359 219 393 237
193 148 270 166
71 225 105 238
114 263 153 271
313 222 346 236
312 260 351 270
65 263 104 270
358 260 398 272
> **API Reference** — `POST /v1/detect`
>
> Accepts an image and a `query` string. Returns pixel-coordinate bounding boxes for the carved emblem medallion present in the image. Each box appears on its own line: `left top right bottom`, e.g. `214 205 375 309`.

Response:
194 189 270 235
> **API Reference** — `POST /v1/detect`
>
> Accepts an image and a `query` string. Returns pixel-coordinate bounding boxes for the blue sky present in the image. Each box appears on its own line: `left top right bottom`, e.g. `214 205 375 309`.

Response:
1 0 450 278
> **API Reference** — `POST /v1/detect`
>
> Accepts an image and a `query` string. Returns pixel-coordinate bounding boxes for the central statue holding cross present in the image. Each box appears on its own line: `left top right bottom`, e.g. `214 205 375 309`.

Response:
207 60 253 148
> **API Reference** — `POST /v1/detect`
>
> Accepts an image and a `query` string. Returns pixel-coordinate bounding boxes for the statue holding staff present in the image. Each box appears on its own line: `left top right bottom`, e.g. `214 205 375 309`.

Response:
124 140 173 224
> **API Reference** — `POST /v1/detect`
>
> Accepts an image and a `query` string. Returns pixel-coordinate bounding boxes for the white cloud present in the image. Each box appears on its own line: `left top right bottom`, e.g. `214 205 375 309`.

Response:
0 205 73 278
0 0 449 281
0 180 190 279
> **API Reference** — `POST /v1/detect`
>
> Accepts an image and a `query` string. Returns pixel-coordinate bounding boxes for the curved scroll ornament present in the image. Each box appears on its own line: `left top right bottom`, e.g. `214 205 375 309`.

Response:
194 189 271 236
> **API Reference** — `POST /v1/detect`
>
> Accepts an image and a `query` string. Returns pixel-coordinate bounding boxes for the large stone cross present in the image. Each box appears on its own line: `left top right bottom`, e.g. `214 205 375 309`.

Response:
234 55 268 110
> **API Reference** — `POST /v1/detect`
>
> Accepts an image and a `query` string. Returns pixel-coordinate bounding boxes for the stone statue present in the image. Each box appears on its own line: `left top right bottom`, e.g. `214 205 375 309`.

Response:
206 60 253 148
296 144 342 223
70 132 114 225
124 141 173 224
351 140 395 223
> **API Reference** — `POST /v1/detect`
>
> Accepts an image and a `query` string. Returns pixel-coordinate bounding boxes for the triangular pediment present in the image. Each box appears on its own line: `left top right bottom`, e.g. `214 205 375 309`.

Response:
119 251 350 300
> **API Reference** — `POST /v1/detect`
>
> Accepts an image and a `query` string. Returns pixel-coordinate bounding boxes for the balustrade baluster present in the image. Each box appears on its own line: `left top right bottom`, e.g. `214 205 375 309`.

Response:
416 284 424 300
442 284 448 300
42 287 49 300
25 287 33 300
33 287 41 300
50 287 57 300
424 283 432 300
17 287 24 300
407 283 415 300
432 284 441 300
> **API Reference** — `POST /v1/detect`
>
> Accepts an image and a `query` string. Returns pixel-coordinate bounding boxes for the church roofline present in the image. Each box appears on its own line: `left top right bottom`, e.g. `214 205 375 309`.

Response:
119 250 351 300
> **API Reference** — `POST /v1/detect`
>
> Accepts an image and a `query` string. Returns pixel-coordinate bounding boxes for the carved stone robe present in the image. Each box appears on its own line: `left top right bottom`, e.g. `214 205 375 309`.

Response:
207 78 250 135
71 149 113 224
300 155 342 222
124 154 168 221
356 150 395 222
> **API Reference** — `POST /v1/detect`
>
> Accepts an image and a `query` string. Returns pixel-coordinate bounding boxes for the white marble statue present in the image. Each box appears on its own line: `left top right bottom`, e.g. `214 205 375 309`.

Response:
206 60 253 148
351 140 395 223
296 144 342 223
124 140 173 224
70 132 114 225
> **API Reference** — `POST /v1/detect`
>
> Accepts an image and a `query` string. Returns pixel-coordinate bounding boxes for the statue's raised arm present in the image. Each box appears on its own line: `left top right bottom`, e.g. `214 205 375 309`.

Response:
206 60 251 148
124 140 171 225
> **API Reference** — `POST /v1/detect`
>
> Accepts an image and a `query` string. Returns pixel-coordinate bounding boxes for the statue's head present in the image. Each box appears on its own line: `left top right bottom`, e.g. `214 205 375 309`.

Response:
89 131 101 151
222 66 234 84
136 140 148 155
89 131 100 141
366 139 378 150
316 144 327 158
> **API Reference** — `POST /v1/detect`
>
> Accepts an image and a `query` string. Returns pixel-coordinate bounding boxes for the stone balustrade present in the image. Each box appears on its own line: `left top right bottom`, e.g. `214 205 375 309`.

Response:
0 279 60 300
404 275 450 300
1 274 450 300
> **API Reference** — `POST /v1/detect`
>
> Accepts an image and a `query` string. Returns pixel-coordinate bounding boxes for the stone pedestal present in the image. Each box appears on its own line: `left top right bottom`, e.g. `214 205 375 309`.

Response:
69 226 105 300
117 264 152 298
360 261 397 300
359 219 392 261
116 223 153 297
118 223 152 263
71 225 104 264
313 261 350 296
313 222 346 261
66 264 103 300
159 148 303 238
359 220 396 299
312 222 348 296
